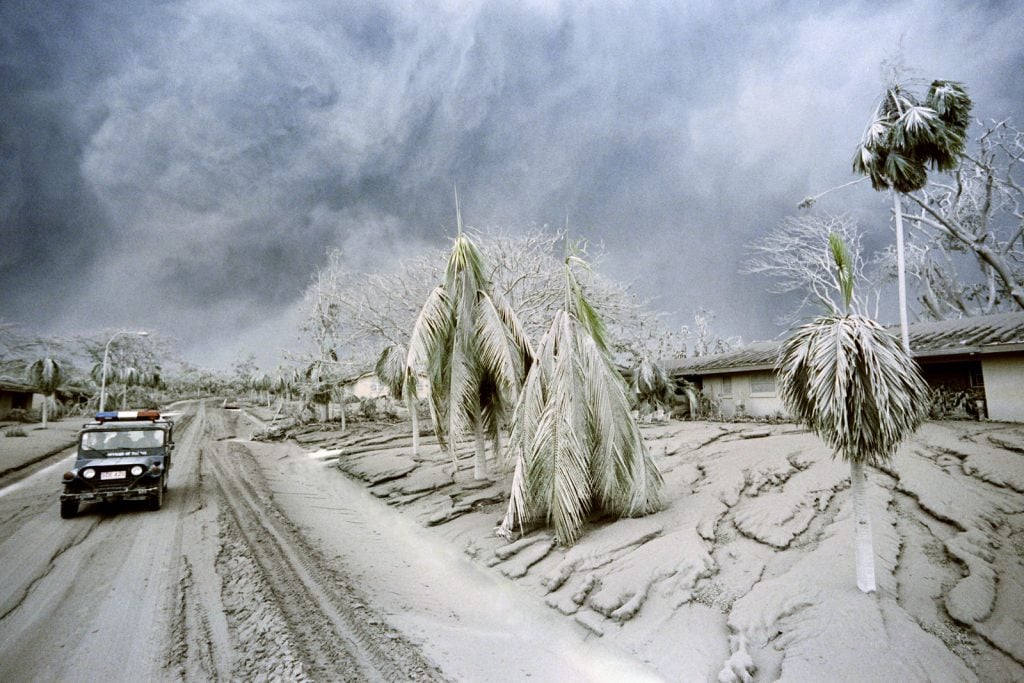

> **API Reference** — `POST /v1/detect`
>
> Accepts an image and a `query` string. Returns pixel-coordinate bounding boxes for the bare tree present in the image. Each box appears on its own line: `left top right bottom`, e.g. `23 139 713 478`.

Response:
745 213 880 322
898 120 1024 313
299 227 686 373
680 307 736 357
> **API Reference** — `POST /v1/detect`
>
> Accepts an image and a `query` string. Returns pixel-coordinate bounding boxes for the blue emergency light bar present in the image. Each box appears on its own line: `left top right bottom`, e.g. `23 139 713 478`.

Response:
95 410 161 422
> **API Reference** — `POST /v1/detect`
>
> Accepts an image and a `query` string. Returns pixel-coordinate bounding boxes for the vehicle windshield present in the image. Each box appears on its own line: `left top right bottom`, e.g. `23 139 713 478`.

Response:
81 429 164 451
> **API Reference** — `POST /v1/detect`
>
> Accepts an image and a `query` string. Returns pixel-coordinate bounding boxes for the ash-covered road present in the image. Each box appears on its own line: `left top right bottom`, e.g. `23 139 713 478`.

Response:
0 401 444 682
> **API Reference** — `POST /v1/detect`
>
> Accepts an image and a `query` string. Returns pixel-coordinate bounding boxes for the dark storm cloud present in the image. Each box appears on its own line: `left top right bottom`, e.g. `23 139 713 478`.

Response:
2 0 1023 368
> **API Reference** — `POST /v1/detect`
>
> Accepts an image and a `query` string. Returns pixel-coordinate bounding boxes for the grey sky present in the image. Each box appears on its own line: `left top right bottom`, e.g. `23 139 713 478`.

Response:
2 0 1023 370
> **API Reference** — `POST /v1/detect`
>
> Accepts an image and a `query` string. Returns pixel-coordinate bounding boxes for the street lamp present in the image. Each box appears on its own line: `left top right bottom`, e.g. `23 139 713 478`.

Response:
99 330 148 412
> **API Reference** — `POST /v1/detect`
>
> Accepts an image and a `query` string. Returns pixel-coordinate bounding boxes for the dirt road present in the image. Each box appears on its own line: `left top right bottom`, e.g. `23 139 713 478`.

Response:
0 401 445 682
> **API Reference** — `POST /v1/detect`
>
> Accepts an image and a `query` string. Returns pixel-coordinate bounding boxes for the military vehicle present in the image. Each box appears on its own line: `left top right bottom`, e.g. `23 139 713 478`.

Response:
60 410 173 518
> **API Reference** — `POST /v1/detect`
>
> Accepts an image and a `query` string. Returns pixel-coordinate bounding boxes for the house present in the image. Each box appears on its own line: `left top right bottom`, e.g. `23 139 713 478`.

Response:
0 380 35 419
341 371 429 400
0 379 93 419
665 311 1024 423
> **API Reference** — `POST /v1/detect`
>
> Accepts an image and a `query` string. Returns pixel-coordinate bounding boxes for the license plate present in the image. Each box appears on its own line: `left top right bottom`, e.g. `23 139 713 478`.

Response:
101 470 127 480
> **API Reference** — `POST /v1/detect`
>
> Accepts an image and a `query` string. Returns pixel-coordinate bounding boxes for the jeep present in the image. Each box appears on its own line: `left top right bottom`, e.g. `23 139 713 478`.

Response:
60 410 174 518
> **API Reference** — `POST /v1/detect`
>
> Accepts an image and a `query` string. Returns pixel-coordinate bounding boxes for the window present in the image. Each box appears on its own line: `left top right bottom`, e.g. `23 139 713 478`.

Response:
749 372 776 394
720 376 732 395
969 366 984 389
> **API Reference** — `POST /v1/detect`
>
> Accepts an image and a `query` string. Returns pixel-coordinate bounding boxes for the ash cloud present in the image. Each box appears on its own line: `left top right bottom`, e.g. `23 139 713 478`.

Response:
2 0 1023 369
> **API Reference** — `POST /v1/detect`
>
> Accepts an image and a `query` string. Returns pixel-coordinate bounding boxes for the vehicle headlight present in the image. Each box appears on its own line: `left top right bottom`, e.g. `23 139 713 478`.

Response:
82 468 96 479
130 465 144 476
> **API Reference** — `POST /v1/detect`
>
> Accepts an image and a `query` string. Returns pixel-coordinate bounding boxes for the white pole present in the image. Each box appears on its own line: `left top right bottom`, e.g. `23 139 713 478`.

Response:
893 192 911 354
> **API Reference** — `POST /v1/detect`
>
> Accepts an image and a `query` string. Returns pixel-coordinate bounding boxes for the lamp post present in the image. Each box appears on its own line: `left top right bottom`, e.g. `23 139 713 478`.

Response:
99 330 148 412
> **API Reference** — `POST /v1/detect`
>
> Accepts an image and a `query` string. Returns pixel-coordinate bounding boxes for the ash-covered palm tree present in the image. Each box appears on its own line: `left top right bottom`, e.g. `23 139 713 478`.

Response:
630 355 700 417
631 355 670 412
250 371 273 406
305 353 341 427
26 356 62 428
118 366 140 409
777 234 929 592
376 343 423 457
852 76 972 351
406 195 532 480
499 251 664 546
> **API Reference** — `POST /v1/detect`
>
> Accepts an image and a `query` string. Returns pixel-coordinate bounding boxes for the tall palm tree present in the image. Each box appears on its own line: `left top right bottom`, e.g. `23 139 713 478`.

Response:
376 343 422 456
26 356 62 428
119 366 140 409
406 195 532 480
776 234 929 592
499 252 664 546
852 77 973 351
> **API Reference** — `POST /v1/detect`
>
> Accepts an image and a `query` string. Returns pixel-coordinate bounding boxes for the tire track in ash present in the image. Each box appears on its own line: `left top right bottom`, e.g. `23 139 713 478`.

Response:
206 433 445 682
163 401 235 681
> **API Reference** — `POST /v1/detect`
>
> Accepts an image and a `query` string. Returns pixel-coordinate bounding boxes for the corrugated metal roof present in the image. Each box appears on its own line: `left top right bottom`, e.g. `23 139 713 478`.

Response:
664 311 1024 376
906 311 1024 355
0 379 33 393
664 341 780 376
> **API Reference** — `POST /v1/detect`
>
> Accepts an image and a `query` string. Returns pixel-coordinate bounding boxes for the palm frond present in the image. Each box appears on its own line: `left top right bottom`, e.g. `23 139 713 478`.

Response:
474 292 531 399
855 78 973 193
501 267 663 546
26 357 62 394
407 286 452 371
777 314 928 465
828 232 854 312
632 355 670 404
926 80 972 130
375 344 410 400
882 150 928 193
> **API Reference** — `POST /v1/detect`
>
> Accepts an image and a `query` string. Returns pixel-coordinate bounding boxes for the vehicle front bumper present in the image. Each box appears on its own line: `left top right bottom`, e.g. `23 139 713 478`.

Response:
61 484 159 503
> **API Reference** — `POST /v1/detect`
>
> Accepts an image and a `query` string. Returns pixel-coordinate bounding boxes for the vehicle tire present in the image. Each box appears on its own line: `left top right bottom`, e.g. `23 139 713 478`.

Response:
148 478 164 511
60 499 79 519
163 473 169 492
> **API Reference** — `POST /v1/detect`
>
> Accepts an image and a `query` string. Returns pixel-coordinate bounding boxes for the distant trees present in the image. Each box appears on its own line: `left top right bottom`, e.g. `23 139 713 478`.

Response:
300 226 687 376
81 331 167 410
1 322 47 379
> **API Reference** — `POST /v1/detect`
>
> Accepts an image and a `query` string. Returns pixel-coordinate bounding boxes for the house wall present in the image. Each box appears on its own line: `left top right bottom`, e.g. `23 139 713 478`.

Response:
704 376 735 417
350 375 387 399
704 371 785 418
982 353 1024 423
0 389 34 417
348 374 429 400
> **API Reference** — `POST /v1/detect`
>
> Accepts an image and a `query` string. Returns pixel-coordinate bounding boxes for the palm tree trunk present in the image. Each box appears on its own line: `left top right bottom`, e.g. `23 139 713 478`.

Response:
410 400 420 457
893 191 911 354
41 395 49 429
492 422 503 471
850 459 877 593
472 401 489 480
